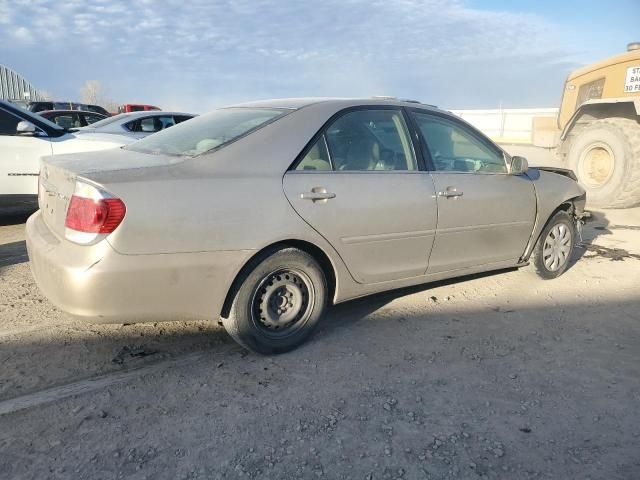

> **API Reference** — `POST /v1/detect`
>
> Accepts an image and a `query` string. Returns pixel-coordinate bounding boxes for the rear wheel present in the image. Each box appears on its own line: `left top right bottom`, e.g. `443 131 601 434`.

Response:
533 210 576 279
222 248 327 354
566 117 640 208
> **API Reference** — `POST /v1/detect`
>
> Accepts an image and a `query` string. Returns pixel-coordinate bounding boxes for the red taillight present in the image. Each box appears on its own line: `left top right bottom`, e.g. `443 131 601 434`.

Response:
65 195 126 234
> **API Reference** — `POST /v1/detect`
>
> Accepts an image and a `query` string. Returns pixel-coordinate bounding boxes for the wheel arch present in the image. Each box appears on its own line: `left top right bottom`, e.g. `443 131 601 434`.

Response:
220 239 338 319
560 99 640 153
522 196 582 262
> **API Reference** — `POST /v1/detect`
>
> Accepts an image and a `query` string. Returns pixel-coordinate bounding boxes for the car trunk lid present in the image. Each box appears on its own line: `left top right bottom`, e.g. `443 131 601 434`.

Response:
39 148 186 238
39 161 77 238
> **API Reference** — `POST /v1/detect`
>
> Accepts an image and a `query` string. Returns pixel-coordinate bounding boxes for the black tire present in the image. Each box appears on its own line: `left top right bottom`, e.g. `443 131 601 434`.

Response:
566 117 640 208
533 210 576 279
222 248 327 354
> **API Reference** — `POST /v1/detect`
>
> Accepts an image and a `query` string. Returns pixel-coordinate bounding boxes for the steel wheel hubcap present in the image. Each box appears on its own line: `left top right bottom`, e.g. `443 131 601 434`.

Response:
543 224 572 271
252 269 313 334
579 143 615 188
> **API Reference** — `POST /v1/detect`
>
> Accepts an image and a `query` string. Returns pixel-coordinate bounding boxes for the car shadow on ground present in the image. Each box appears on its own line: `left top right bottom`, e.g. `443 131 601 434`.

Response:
0 320 237 402
0 241 28 268
0 201 38 227
0 204 37 269
322 268 516 333
569 209 640 264
2 296 639 479
0 207 631 401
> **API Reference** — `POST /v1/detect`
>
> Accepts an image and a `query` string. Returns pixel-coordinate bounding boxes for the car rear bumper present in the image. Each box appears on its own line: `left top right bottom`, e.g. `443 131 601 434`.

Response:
26 210 253 323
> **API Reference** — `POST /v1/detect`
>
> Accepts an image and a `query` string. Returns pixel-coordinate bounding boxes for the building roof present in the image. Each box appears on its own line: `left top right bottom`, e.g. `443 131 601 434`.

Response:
0 65 44 101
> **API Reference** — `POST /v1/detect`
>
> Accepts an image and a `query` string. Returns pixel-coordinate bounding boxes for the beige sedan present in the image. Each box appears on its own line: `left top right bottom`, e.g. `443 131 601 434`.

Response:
26 98 586 353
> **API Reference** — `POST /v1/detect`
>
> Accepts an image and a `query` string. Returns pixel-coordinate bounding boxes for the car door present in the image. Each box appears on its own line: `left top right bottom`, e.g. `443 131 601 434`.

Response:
283 107 438 284
0 106 52 196
409 110 536 273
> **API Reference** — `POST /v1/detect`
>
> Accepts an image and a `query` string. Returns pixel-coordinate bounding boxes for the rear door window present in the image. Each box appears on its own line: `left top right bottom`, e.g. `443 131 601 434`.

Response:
296 135 332 171
130 116 176 133
173 115 193 124
139 117 157 132
51 114 76 129
300 109 417 171
83 113 105 125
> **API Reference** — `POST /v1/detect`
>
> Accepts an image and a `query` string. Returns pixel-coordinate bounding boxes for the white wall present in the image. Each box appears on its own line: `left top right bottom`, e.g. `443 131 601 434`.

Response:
451 108 558 144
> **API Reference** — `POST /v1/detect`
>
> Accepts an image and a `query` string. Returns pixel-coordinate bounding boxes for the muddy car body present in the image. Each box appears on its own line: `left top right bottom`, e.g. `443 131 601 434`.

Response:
26 98 586 353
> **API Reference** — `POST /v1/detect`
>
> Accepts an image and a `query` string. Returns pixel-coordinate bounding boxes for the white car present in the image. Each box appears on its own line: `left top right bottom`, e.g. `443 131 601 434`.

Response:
0 100 137 200
74 111 195 139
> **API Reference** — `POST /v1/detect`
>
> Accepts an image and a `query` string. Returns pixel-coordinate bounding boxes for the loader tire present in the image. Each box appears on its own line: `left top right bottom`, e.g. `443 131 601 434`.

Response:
566 117 640 208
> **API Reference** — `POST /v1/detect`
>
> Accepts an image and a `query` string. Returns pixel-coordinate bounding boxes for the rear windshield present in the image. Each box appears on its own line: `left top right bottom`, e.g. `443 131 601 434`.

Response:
125 107 287 156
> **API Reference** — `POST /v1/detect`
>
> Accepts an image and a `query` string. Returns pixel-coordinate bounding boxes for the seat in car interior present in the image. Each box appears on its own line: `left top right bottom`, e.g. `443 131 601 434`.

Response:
299 142 331 170
423 122 460 170
340 137 380 170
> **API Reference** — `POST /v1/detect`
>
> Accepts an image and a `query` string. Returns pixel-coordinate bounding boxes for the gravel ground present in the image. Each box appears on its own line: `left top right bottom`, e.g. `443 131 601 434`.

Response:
1 197 639 480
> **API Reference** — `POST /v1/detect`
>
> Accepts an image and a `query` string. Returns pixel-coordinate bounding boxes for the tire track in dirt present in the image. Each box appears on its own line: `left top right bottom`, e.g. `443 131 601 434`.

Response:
0 349 236 417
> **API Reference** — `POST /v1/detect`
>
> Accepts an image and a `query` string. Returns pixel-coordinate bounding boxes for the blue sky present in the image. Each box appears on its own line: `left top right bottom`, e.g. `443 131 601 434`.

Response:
1 0 638 112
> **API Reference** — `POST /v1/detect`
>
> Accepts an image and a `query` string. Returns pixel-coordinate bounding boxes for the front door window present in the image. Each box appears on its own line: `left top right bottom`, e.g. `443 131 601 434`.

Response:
412 113 507 174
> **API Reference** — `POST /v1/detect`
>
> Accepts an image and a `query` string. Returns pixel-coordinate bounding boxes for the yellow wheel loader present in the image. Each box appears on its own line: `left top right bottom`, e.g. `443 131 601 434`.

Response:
534 42 640 208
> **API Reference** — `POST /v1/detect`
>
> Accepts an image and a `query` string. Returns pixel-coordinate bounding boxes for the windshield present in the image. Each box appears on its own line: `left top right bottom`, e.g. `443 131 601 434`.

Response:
125 107 287 156
85 113 131 129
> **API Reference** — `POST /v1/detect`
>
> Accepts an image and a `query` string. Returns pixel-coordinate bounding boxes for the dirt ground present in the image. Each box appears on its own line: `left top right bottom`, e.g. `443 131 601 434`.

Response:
1 190 639 479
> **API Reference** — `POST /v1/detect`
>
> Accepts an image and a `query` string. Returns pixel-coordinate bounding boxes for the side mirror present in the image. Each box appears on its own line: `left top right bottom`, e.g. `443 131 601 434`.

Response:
16 121 38 135
509 156 528 175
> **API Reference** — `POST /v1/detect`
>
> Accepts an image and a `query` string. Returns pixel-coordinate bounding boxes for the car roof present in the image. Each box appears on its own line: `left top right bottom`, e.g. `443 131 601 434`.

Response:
39 110 107 115
228 97 439 111
29 100 98 105
113 111 193 120
0 99 65 131
79 110 196 132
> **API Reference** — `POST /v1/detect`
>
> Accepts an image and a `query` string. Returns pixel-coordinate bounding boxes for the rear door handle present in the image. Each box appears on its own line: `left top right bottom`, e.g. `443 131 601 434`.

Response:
301 187 336 203
437 187 463 198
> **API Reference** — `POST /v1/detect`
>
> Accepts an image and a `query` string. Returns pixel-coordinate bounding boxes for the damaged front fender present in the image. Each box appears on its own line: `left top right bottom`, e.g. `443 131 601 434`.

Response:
521 168 587 261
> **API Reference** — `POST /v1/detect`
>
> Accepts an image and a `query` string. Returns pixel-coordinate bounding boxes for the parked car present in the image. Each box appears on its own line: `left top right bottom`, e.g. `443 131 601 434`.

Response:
27 101 110 117
0 100 136 199
118 104 161 113
26 98 587 354
7 99 30 110
75 111 194 139
38 110 108 128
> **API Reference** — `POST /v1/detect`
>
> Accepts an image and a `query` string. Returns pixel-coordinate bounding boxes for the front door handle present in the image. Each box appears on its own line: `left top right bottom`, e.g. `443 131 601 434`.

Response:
301 187 336 203
437 187 463 198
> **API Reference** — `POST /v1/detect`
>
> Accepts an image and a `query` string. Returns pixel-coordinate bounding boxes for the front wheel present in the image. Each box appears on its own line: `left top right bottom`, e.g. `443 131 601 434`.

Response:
222 248 328 354
566 118 640 208
533 210 576 279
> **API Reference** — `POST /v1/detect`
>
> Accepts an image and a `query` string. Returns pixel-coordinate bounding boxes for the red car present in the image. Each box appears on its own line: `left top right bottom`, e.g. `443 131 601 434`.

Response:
118 104 161 114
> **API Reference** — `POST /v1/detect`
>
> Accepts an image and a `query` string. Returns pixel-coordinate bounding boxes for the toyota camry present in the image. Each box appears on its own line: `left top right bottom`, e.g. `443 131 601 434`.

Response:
26 98 586 354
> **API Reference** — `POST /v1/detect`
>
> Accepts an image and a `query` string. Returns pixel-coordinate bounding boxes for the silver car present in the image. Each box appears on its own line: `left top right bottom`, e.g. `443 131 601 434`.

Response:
26 98 586 354
74 111 195 139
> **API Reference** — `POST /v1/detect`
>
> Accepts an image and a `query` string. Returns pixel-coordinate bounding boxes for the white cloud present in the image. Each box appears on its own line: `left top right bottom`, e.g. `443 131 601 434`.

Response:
12 26 33 43
0 0 564 60
0 0 577 110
